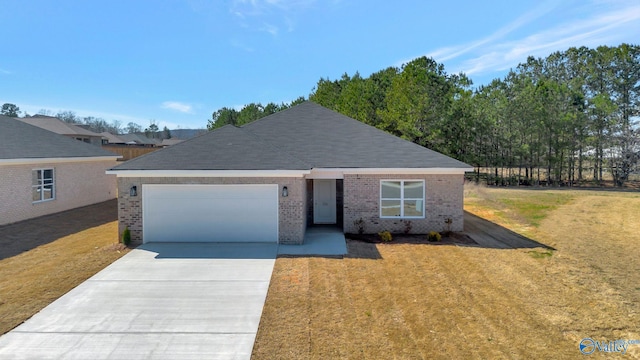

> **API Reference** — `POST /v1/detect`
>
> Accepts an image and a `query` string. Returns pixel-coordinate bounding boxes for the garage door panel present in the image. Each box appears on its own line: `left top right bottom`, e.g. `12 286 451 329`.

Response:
143 185 278 243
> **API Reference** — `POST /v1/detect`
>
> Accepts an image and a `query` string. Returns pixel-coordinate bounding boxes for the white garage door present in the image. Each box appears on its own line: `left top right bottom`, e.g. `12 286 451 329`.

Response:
142 184 278 243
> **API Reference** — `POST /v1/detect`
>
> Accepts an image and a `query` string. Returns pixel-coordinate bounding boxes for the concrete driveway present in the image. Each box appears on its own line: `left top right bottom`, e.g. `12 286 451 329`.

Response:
0 242 277 360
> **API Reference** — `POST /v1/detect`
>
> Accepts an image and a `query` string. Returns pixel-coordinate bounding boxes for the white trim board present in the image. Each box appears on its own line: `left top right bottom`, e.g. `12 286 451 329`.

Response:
107 169 311 178
307 167 472 178
108 167 472 178
1 156 121 166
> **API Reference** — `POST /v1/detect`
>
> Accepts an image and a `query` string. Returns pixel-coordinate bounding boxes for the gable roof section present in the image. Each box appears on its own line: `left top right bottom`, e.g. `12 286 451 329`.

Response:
19 116 103 138
111 102 471 171
160 139 184 146
244 102 470 168
119 133 160 146
100 132 126 144
111 125 310 170
0 116 119 160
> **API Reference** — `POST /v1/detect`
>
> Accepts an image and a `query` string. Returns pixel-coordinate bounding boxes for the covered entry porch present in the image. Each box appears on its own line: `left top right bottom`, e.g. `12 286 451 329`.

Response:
276 177 347 256
306 178 344 228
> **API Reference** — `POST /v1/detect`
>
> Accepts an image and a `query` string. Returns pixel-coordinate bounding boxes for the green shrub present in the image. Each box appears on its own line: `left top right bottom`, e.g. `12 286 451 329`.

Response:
378 230 392 242
122 227 131 246
427 231 442 242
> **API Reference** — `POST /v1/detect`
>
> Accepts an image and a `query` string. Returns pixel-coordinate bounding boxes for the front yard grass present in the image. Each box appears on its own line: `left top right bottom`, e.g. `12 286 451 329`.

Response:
252 186 640 359
0 221 128 335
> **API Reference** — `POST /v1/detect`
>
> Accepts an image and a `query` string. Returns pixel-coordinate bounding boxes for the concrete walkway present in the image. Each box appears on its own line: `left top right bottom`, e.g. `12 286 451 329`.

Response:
278 226 347 256
0 242 277 360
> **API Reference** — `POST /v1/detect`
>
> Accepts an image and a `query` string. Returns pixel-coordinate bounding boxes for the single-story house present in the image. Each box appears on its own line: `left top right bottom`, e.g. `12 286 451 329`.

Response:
19 115 105 146
0 116 121 226
119 134 160 147
100 132 127 145
160 138 184 147
107 102 472 245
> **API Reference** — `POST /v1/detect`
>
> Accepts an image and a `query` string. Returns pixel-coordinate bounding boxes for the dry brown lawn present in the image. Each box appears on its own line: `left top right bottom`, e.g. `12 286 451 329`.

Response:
0 221 129 335
253 186 640 359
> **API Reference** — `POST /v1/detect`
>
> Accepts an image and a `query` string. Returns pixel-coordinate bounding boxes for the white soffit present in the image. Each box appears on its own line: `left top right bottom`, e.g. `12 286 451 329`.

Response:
1 156 121 165
307 167 472 178
106 169 310 177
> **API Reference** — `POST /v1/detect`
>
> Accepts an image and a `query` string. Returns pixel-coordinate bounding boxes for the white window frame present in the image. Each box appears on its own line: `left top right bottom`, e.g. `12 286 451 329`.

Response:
380 180 425 219
32 168 55 203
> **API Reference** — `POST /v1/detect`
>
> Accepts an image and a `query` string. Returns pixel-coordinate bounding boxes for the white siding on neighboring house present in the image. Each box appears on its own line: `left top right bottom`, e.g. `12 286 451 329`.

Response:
0 160 118 226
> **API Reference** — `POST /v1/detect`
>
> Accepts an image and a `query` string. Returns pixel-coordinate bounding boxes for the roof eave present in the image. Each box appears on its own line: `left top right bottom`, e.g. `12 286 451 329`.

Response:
0 156 122 165
105 169 312 177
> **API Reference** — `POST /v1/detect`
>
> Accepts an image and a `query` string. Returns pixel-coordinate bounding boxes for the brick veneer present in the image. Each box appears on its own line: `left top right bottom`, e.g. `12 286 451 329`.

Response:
0 160 118 226
343 174 464 234
117 177 306 245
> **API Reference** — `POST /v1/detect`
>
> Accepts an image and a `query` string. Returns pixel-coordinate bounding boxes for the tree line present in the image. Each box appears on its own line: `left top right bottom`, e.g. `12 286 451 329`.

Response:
208 44 639 187
0 105 171 139
206 96 307 130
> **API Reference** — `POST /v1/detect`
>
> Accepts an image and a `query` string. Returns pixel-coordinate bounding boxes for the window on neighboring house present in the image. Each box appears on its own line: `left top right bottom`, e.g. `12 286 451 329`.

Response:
380 180 425 218
32 168 55 202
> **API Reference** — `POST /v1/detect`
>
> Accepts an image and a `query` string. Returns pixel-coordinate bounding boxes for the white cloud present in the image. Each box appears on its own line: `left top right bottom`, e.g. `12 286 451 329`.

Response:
435 1 560 63
229 0 315 34
14 101 206 130
464 3 640 76
0 68 12 75
405 0 640 80
260 22 279 36
161 101 194 114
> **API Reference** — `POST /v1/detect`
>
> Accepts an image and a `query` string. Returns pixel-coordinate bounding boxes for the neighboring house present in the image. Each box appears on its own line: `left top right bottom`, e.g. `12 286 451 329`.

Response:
0 116 121 226
107 102 473 245
19 115 104 146
160 138 183 147
100 132 127 145
119 134 159 147
101 133 160 161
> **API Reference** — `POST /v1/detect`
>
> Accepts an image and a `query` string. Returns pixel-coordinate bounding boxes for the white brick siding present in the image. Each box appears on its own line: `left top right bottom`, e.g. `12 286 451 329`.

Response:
0 160 118 226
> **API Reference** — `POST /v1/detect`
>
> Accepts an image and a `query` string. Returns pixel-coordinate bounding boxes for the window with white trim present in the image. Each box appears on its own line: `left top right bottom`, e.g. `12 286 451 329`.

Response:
380 180 424 218
32 168 55 202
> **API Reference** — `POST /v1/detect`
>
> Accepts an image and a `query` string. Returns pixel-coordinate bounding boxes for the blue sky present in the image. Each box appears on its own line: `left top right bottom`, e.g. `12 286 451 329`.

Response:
1 0 639 130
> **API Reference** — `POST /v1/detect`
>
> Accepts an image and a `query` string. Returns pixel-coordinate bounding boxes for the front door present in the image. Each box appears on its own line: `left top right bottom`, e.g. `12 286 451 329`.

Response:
313 179 336 224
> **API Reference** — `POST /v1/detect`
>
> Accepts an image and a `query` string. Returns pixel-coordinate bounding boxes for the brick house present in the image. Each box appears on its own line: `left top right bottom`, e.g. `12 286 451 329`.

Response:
18 115 105 146
107 102 472 245
0 116 120 226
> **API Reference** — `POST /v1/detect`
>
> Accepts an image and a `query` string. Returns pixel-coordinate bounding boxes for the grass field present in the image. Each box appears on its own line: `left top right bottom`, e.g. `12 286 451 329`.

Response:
0 221 129 335
252 185 640 359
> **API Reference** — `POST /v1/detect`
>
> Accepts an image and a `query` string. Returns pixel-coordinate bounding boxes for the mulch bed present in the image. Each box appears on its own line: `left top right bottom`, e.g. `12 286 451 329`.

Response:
345 232 478 246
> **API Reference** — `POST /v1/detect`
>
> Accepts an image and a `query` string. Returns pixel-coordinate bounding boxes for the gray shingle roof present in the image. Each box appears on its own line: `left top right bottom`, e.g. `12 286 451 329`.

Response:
19 116 103 138
0 116 118 160
119 134 160 146
111 125 311 170
111 102 471 171
244 102 470 168
100 132 126 144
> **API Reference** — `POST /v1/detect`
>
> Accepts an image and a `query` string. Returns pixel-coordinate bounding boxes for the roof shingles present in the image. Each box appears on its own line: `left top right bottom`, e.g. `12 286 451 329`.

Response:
111 102 471 171
0 116 118 159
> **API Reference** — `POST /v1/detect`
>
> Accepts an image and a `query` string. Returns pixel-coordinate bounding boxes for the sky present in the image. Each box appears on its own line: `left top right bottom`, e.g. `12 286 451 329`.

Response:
1 0 639 130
